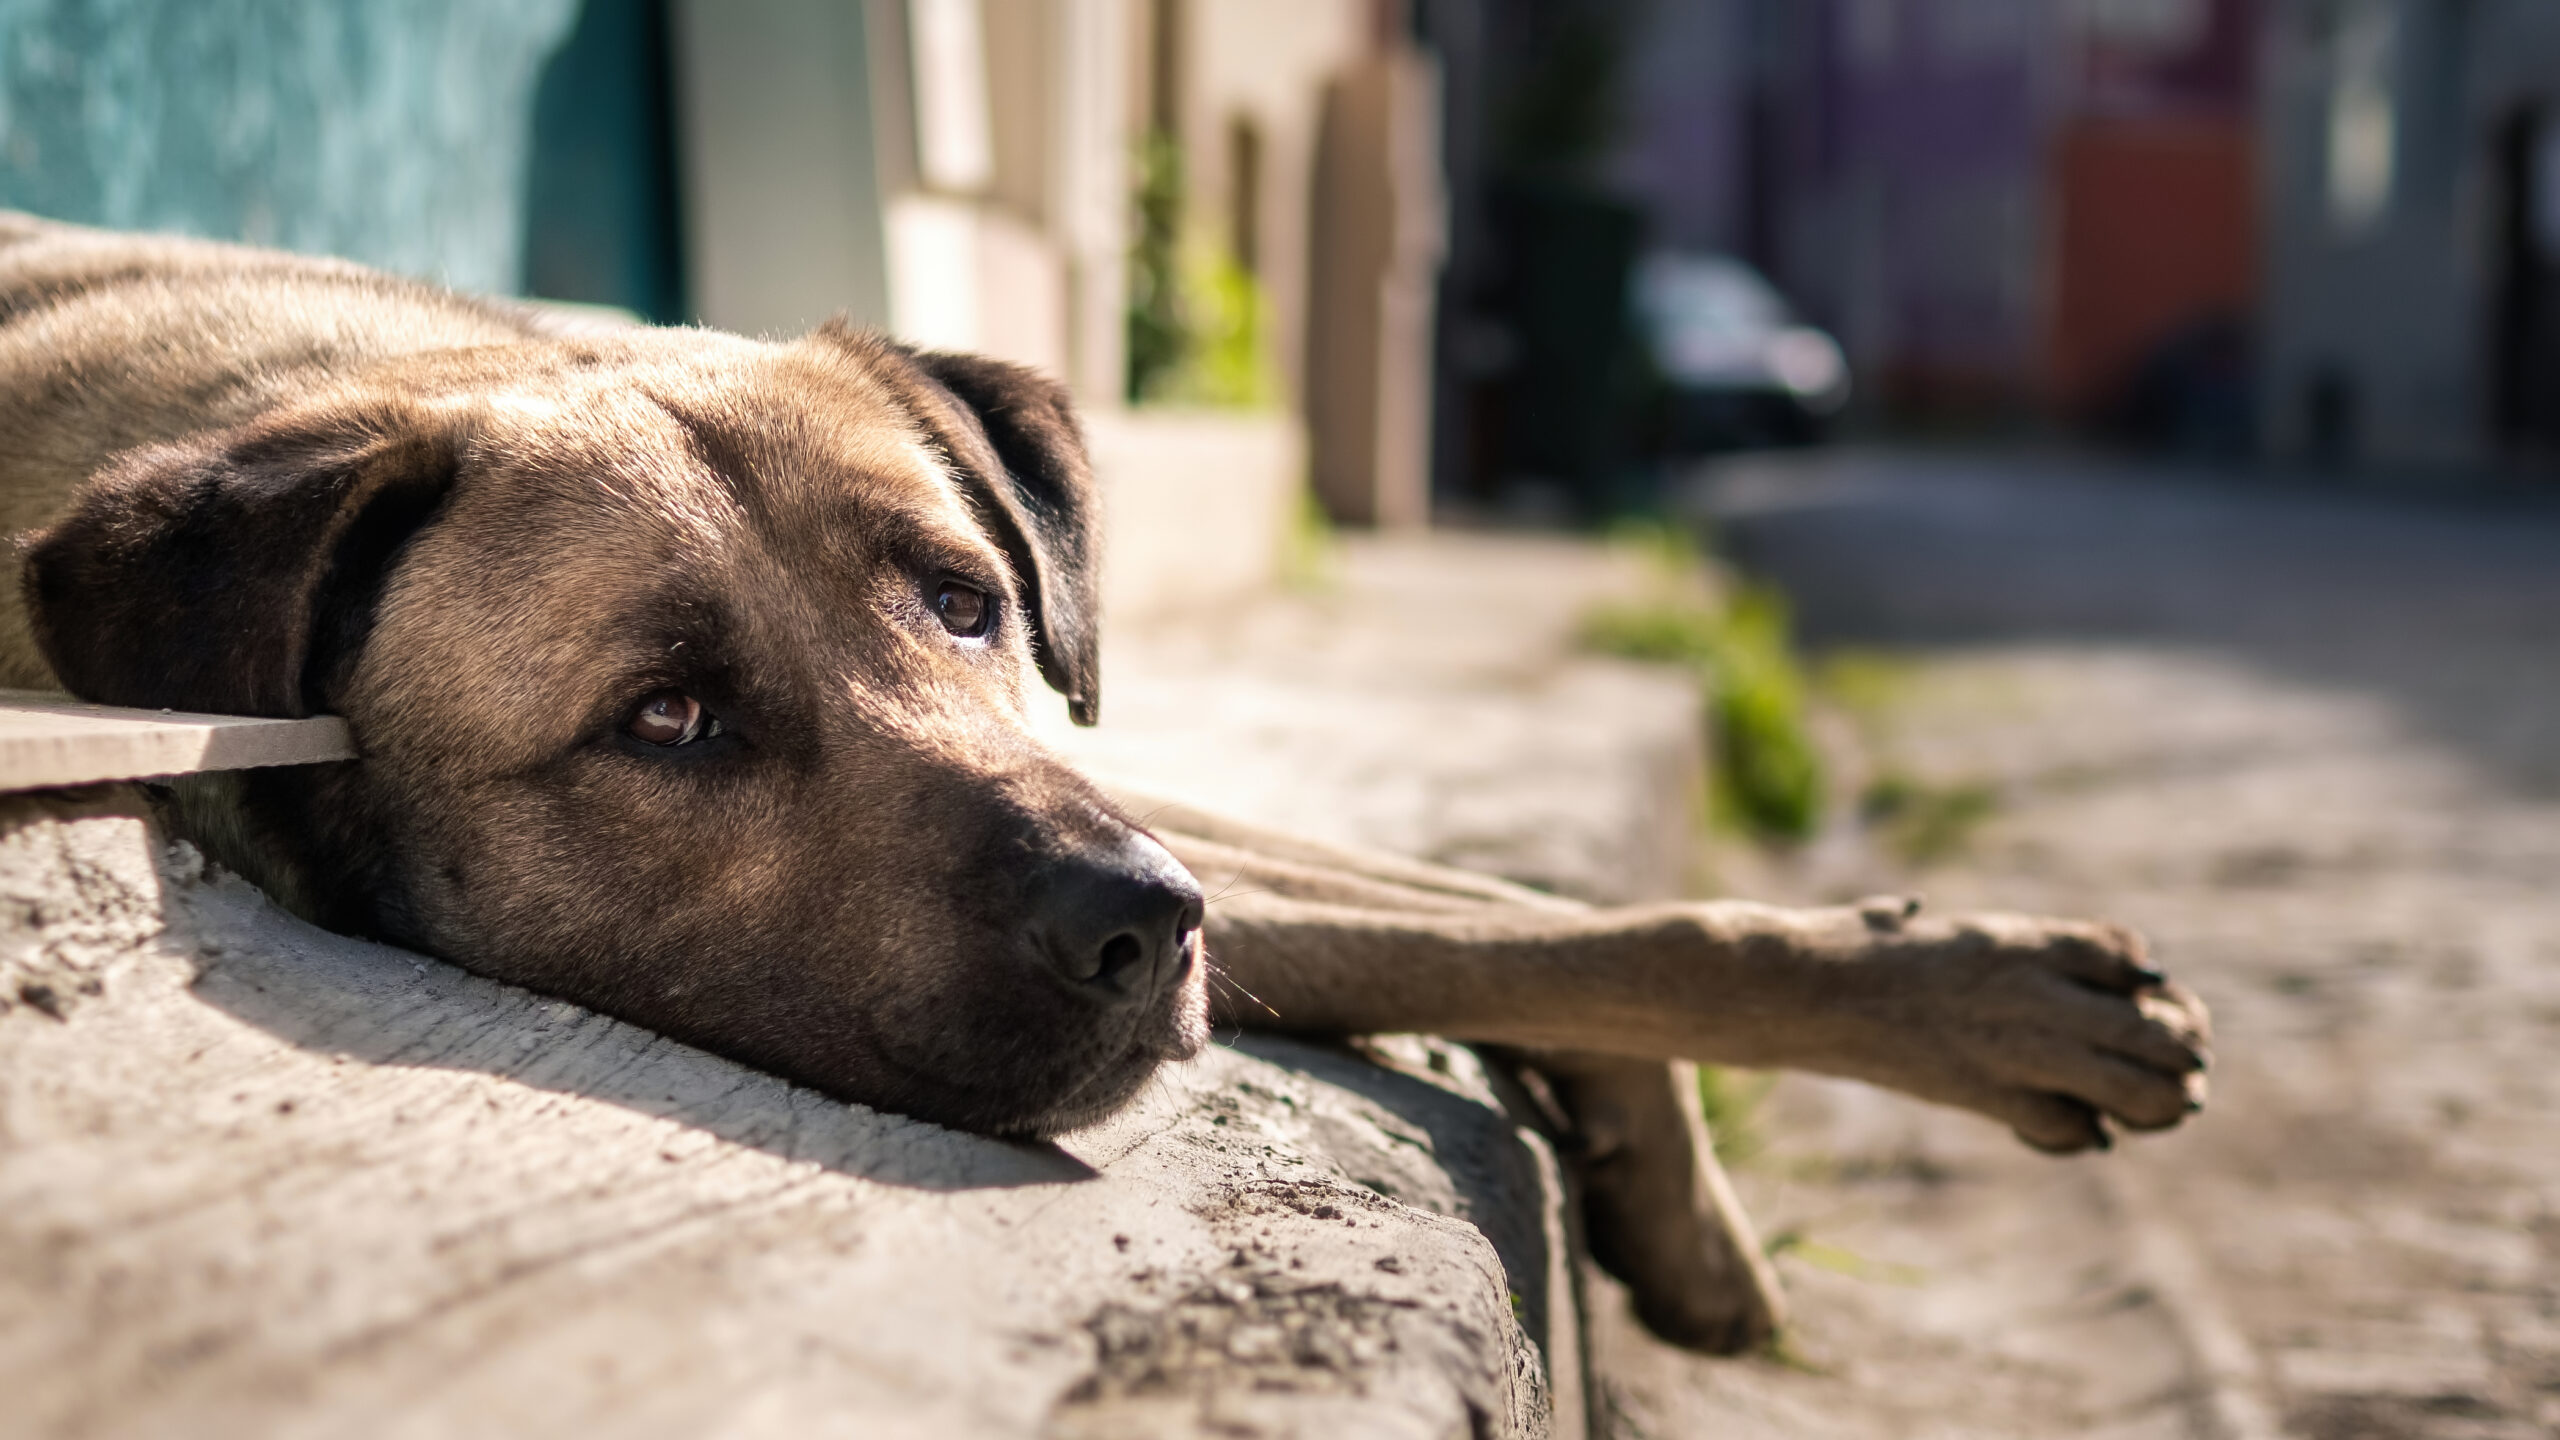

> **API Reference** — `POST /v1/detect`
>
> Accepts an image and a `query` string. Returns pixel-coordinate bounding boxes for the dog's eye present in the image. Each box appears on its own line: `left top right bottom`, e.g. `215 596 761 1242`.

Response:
626 690 718 746
935 581 991 638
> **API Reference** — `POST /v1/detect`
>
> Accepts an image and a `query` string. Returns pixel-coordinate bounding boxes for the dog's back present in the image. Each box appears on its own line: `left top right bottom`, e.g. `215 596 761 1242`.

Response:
0 214 546 687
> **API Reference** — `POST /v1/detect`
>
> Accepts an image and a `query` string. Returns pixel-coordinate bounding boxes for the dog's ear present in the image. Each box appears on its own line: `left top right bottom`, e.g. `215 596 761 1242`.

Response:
22 401 463 717
817 322 1103 726
911 347 1102 724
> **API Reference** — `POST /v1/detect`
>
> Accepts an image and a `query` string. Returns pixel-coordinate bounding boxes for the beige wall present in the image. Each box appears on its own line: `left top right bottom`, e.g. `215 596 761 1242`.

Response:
861 0 1383 423
1080 410 1306 626
1304 47 1443 527
670 0 890 337
899 0 1129 404
1179 0 1368 409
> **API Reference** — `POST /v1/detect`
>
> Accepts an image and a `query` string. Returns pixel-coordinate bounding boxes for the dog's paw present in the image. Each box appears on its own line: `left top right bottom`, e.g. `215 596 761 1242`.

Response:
1543 1055 1787 1355
1586 1157 1786 1355
1843 907 2212 1154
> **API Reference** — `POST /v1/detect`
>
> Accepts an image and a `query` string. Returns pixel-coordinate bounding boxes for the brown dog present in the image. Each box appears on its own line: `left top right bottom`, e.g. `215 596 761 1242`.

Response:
0 214 2210 1354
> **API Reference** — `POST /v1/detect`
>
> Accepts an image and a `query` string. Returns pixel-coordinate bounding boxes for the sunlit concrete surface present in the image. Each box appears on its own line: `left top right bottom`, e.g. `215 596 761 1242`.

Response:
1594 450 2560 1439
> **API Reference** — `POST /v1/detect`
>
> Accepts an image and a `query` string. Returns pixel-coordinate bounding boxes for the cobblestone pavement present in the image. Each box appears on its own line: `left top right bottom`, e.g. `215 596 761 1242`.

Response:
1593 454 2560 1440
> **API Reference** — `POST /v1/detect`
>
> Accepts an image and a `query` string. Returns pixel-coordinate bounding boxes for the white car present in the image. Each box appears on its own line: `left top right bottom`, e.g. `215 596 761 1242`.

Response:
1633 252 1849 449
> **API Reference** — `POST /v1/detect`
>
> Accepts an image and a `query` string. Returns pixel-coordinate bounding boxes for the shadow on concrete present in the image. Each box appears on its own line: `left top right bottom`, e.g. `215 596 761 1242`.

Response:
178 870 1102 1192
1689 450 2560 797
178 859 1569 1292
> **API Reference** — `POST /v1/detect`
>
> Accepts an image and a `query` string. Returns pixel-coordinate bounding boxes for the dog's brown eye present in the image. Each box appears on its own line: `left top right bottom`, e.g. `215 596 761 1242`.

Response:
627 690 705 746
935 581 990 638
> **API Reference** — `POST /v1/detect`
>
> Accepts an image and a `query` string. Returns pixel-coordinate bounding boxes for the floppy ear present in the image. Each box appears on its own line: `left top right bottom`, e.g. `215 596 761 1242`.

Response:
21 402 463 718
816 322 1104 725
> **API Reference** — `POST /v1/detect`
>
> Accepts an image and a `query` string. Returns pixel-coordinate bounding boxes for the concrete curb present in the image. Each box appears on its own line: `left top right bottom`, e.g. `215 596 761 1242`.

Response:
0 788 1577 1438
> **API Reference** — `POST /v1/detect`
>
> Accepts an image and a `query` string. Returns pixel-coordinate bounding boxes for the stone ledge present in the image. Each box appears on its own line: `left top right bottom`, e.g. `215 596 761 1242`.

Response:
0 789 1572 1439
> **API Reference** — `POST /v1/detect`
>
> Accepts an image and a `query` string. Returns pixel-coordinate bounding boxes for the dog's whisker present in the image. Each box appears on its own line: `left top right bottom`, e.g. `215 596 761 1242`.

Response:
1200 962 1243 1006
1202 864 1255 905
1203 957 1278 1020
1203 886 1273 907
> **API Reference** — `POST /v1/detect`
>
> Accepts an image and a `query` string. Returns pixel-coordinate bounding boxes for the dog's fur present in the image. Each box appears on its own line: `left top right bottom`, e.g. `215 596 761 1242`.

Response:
0 215 2211 1354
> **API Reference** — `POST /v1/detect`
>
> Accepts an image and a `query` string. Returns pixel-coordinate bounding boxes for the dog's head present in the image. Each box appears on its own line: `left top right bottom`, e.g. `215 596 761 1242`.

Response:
21 321 1207 1138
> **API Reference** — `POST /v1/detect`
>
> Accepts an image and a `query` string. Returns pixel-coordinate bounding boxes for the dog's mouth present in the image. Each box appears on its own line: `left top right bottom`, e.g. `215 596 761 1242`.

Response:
860 930 1210 1141
1003 943 1211 1139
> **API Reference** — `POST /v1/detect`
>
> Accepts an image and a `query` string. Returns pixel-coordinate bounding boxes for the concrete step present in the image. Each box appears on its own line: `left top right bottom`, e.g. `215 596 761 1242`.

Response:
0 787 1568 1439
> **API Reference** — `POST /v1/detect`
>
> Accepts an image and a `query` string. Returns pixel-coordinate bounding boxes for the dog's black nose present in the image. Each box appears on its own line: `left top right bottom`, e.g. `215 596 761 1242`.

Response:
1035 832 1203 1001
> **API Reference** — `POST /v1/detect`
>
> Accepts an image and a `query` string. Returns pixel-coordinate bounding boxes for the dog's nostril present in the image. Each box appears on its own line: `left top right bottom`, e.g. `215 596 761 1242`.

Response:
1092 932 1146 985
1033 829 1204 1001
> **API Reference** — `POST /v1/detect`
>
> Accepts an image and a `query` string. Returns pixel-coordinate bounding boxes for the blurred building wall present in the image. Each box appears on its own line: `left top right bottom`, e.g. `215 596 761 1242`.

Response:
1305 34 1444 526
1751 0 2061 418
2260 0 2560 471
0 0 1422 621
1606 0 1750 256
1180 0 1370 414
0 0 579 295
669 0 891 338
2046 0 2259 436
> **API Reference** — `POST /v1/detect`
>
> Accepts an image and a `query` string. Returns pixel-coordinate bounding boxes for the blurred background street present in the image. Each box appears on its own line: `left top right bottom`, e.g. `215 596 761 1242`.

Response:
1637 454 2560 1438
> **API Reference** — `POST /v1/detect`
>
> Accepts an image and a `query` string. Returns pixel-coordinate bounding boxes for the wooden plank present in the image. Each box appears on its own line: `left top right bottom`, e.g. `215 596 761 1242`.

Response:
0 690 353 791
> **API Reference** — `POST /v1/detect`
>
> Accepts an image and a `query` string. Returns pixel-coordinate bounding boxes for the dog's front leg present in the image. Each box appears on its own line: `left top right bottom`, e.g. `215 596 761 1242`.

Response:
1143 804 2205 1356
1196 891 2210 1156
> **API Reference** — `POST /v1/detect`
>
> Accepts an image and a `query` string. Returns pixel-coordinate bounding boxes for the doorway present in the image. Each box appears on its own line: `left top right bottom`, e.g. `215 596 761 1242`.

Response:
2490 101 2560 459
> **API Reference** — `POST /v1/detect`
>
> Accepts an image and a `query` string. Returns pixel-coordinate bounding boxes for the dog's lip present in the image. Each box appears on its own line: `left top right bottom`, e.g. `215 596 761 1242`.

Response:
857 946 1204 1138
1018 1030 1182 1137
1004 968 1206 1137
1152 941 1210 1060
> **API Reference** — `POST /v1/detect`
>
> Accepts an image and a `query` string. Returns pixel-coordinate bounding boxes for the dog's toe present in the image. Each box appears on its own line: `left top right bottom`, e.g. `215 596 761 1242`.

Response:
1631 1278 1781 1356
2002 1089 2110 1154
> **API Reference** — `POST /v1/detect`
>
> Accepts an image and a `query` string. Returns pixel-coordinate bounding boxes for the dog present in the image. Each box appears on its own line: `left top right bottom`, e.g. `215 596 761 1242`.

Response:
0 214 2210 1354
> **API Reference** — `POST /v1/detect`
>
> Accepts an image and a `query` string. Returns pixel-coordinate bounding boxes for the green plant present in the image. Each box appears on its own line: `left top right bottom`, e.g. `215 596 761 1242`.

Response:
1694 1065 1775 1168
1598 516 1705 578
1276 483 1337 592
1582 585 1825 842
1760 1230 1926 1287
1163 233 1272 407
1711 589 1824 839
1125 130 1275 409
1814 648 1913 726
1860 770 1998 866
1126 130 1186 404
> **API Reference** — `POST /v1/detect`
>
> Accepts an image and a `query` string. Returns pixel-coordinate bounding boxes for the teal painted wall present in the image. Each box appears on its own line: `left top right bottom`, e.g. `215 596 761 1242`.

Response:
0 0 580 295
524 0 686 322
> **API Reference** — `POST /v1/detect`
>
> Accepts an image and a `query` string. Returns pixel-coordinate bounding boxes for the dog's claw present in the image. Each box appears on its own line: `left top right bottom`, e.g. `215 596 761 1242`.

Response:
1856 894 1924 932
